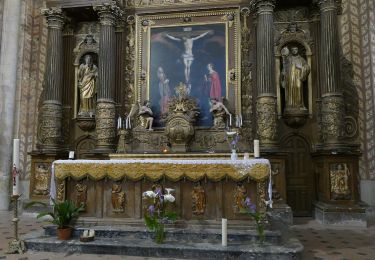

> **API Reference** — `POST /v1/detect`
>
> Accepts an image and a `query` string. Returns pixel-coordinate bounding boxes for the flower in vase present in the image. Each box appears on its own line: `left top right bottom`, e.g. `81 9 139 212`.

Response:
165 188 175 195
143 191 156 198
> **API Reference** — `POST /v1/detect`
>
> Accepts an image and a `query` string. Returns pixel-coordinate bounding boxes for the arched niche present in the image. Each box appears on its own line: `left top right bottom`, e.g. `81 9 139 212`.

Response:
73 35 99 119
275 24 313 124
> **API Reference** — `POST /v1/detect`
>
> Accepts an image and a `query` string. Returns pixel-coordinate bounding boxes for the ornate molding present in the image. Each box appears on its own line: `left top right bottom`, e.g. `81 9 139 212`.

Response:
41 7 65 29
315 0 342 14
94 2 124 26
250 0 276 14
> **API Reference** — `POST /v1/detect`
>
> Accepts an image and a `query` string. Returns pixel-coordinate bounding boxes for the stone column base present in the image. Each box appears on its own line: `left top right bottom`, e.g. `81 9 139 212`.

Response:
95 101 116 153
314 201 367 227
269 202 293 225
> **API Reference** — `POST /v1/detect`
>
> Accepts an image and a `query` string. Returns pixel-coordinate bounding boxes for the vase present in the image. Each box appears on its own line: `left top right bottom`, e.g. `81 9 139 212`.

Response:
231 150 238 160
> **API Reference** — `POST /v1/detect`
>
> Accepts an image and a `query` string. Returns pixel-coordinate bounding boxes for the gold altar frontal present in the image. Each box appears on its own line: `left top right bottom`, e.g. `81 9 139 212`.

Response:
53 154 270 221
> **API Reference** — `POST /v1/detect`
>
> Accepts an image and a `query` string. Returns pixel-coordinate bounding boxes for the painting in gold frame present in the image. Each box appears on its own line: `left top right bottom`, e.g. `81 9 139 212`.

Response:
135 9 241 128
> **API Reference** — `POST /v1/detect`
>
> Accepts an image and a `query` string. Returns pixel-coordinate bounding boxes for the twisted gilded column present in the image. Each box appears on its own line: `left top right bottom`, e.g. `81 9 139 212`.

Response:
94 3 123 152
318 0 344 148
253 0 278 148
38 8 65 151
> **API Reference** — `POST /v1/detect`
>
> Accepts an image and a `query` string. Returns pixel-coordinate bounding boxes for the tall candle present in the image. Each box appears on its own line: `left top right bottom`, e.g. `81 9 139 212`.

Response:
222 218 227 246
254 139 260 158
12 139 20 195
229 114 232 127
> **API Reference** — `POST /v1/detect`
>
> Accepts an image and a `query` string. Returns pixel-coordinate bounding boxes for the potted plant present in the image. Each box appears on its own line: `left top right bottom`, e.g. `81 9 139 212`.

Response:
25 199 84 240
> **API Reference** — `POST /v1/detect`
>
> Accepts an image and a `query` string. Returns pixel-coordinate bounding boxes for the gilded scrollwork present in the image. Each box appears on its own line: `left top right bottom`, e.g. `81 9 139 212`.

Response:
124 15 136 113
38 102 62 149
96 102 116 148
256 181 267 215
112 183 126 213
329 163 351 200
320 95 344 143
192 183 206 215
256 97 278 144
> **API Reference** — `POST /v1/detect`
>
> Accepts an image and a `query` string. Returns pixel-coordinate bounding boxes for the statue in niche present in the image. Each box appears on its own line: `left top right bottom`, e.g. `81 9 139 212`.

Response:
75 182 87 210
33 164 49 195
281 45 310 111
209 98 231 129
192 183 205 215
330 163 351 200
111 183 126 213
78 54 98 116
138 100 154 131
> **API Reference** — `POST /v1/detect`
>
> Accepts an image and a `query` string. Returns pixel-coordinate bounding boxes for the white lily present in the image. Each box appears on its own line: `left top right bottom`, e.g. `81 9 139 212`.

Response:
226 131 237 136
143 190 156 198
165 188 175 195
164 194 175 203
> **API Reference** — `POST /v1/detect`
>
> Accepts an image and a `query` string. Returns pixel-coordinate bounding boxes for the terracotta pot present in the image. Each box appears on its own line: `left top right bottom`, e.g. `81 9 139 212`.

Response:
57 227 72 240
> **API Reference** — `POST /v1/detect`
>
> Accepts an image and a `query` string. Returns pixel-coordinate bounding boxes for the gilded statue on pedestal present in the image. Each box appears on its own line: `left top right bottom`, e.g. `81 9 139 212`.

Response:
209 98 231 129
192 184 206 215
330 164 351 200
281 46 310 110
78 54 98 116
111 183 126 213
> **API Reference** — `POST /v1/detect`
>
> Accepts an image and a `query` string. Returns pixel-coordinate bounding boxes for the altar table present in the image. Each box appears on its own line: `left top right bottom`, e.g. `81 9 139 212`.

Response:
51 158 271 220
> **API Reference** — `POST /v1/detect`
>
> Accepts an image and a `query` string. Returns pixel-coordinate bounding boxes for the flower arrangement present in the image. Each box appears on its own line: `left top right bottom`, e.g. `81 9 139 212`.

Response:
226 131 240 151
240 196 265 244
142 185 177 244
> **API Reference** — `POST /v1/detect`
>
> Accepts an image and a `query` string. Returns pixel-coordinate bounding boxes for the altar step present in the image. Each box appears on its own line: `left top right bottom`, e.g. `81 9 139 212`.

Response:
24 224 303 259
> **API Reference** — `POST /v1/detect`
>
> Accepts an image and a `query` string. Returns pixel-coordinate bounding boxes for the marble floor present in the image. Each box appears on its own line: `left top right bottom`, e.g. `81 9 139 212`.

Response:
0 210 374 260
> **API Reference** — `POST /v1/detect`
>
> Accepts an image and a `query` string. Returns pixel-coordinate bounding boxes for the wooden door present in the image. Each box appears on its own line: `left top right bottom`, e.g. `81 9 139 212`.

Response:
282 135 314 216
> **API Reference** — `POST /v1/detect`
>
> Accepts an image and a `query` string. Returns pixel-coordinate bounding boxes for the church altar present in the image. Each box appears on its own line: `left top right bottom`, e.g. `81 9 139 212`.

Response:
51 158 271 221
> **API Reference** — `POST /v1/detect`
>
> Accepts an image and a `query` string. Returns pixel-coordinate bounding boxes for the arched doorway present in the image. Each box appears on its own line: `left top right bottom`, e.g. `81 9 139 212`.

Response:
281 134 315 216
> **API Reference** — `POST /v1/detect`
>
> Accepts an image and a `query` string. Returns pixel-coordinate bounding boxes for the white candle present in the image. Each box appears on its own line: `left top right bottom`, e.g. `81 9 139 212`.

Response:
222 218 227 246
128 117 132 129
12 139 20 195
69 151 74 160
125 117 129 129
240 114 243 127
244 152 249 160
229 114 232 127
254 139 260 158
83 230 88 237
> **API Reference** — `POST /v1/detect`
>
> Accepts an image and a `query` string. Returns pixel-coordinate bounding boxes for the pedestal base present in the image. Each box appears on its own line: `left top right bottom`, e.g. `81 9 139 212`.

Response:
6 239 26 254
270 202 293 225
314 201 367 226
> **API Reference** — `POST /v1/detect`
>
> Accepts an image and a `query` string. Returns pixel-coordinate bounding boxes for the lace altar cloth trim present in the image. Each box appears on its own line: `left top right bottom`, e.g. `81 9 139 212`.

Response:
52 159 270 182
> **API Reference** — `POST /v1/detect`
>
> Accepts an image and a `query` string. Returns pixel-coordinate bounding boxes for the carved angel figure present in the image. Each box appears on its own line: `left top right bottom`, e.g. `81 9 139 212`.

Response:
209 98 231 129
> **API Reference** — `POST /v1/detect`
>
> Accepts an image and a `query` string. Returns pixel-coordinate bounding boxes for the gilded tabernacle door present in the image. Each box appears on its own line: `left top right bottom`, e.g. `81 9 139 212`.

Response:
135 10 241 128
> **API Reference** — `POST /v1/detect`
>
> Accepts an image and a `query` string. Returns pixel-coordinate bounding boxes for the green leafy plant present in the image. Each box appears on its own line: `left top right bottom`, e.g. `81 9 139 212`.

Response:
143 186 178 244
240 197 265 244
25 199 84 229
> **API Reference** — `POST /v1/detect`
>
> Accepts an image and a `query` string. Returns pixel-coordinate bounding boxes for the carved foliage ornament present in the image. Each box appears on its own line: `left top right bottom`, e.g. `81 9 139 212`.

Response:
256 97 277 143
321 95 345 142
41 7 65 29
96 102 116 147
94 2 124 26
33 163 50 195
38 103 62 147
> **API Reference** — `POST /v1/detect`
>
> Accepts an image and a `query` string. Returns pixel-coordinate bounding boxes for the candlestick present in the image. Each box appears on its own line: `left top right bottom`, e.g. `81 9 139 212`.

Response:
229 114 232 127
222 218 227 246
254 139 260 158
6 194 25 254
12 139 20 196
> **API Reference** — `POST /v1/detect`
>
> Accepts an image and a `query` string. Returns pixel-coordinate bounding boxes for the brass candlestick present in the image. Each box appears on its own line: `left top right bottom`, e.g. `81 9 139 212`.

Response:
6 194 26 254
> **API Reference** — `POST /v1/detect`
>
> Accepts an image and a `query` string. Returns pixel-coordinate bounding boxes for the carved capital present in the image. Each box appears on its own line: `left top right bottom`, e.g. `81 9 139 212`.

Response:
251 0 276 14
316 0 342 14
41 7 65 30
94 2 124 26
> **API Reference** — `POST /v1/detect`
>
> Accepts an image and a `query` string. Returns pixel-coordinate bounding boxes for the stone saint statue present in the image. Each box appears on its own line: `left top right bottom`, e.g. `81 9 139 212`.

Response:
209 99 231 129
78 54 98 116
281 46 310 110
138 100 154 131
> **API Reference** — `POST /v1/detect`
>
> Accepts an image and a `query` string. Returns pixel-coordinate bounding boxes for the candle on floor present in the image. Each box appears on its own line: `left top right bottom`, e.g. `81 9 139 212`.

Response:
12 139 20 196
222 218 227 246
244 152 249 160
254 139 260 158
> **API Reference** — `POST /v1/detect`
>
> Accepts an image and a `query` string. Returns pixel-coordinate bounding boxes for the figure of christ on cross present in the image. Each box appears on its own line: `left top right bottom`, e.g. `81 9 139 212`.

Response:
164 30 213 84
